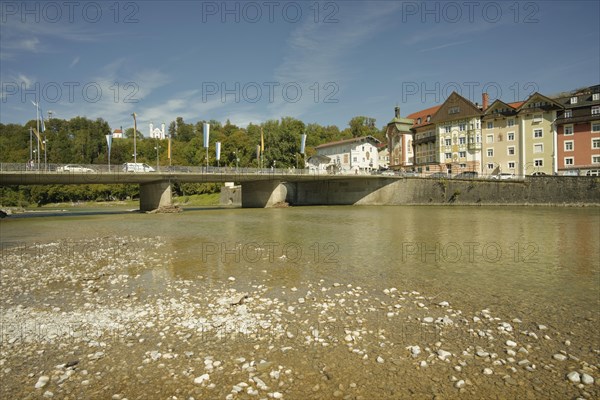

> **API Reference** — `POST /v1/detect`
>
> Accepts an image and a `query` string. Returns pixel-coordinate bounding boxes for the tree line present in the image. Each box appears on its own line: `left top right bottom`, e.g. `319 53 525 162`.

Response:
0 115 385 206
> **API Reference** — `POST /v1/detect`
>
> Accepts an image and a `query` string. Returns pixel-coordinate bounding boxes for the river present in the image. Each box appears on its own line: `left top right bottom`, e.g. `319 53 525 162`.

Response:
1 205 599 399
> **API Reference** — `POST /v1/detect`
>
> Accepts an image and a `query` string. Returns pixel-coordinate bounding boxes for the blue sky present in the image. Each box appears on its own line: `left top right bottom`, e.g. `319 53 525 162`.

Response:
1 1 599 132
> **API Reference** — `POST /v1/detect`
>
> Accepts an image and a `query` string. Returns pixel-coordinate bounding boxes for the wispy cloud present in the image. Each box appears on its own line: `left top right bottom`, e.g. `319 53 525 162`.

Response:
69 56 80 68
417 40 471 53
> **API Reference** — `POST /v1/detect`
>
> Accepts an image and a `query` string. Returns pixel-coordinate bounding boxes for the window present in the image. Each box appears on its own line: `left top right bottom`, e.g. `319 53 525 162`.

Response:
459 163 467 168
507 146 515 155
487 121 493 129
487 163 494 169
593 122 600 132
507 162 515 169
592 106 600 115
533 114 543 123
564 157 574 166
564 125 574 135
459 123 466 131
445 152 452 159
534 144 544 153
353 157 357 162
571 96 578 104
426 115 431 122
564 141 574 151
459 137 466 145
486 134 494 143
487 149 494 157
564 110 572 118
507 119 515 127
449 106 460 114
593 155 600 164
508 132 515 141
534 159 543 167
476 121 480 129
445 138 452 146
444 126 451 133
593 93 600 101
534 129 543 138
592 138 600 149
459 151 466 158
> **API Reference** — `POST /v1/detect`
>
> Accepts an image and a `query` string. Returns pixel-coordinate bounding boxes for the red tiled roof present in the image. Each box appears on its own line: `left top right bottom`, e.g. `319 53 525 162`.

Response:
407 105 441 128
507 101 524 109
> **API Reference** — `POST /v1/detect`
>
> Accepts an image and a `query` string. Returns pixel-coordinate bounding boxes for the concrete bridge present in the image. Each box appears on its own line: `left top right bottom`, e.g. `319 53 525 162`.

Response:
0 163 398 210
2 164 598 210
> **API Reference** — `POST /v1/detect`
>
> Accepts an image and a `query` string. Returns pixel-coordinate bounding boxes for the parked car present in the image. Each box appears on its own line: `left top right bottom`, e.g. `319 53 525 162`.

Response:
454 171 478 179
529 172 547 176
491 173 515 180
122 163 155 172
429 172 449 178
57 164 95 173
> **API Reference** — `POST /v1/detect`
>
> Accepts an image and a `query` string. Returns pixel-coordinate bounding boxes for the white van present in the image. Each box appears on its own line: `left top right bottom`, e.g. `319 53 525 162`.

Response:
122 163 156 172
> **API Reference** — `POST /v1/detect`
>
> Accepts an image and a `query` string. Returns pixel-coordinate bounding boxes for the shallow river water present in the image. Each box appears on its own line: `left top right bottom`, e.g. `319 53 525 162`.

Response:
1 205 598 399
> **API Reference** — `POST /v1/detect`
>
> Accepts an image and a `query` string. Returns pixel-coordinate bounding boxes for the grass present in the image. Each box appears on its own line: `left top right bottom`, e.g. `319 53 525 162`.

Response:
174 193 221 206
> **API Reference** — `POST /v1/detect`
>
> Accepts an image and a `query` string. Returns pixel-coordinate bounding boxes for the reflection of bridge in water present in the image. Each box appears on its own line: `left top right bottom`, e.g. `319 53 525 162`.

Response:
0 163 401 210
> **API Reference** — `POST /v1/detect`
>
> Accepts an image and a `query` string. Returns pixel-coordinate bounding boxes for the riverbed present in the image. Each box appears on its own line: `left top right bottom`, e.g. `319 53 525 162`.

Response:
1 206 598 399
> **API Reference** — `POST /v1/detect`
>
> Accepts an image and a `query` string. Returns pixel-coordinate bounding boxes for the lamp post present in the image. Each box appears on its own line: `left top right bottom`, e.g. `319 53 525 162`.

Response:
154 141 160 171
131 112 138 164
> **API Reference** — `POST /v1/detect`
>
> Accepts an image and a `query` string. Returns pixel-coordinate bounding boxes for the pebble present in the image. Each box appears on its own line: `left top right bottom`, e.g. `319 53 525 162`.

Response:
438 301 449 307
455 380 465 388
377 356 384 364
552 354 567 361
581 373 594 385
567 371 580 383
505 340 517 347
437 350 452 360
423 317 434 323
43 391 54 398
483 368 493 375
194 374 210 385
35 376 50 389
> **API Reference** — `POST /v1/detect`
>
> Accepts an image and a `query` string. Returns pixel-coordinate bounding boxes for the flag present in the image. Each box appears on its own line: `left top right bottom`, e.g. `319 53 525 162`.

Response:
203 123 210 148
33 128 45 151
215 141 221 161
39 106 46 133
300 133 307 154
260 127 264 154
167 136 171 159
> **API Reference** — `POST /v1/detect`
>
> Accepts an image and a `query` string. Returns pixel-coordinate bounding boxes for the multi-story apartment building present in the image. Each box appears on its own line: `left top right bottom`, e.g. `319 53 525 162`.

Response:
554 85 600 176
482 92 562 176
408 105 440 173
385 106 414 170
428 92 483 175
481 100 523 175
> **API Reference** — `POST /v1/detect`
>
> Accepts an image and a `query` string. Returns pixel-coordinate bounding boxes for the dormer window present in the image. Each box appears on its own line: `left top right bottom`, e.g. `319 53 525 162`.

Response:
593 93 600 101
571 96 578 104
417 118 421 124
426 115 431 122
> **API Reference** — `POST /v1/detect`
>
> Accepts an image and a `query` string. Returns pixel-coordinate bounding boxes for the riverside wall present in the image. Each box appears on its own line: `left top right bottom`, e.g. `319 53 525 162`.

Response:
225 176 600 207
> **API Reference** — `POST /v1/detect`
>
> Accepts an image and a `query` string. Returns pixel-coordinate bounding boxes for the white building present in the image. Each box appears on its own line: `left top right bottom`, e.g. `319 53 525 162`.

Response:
149 122 166 139
378 144 390 169
112 127 124 139
313 136 381 174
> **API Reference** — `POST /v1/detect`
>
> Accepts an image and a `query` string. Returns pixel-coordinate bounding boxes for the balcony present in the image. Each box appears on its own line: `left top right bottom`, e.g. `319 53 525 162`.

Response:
468 142 481 150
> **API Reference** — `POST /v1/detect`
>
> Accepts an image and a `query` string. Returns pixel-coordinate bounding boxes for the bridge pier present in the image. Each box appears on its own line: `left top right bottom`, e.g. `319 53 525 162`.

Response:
140 181 172 211
241 180 294 208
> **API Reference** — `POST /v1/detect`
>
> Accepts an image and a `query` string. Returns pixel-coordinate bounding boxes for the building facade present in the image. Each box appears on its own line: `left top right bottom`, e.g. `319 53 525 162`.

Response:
385 106 414 170
481 100 523 175
555 85 600 176
314 136 381 174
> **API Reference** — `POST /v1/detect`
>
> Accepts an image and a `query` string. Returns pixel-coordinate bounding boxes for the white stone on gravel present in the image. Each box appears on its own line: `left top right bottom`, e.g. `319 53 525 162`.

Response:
423 317 434 323
553 354 567 361
483 368 493 375
455 380 465 388
35 376 49 389
581 373 594 385
438 301 449 307
194 374 210 385
437 349 452 360
505 340 517 347
377 356 384 364
567 371 581 383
